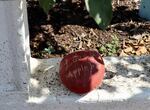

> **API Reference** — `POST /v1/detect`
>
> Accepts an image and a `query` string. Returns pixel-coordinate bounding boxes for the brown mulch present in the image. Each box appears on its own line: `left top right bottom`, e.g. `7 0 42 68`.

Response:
27 0 150 58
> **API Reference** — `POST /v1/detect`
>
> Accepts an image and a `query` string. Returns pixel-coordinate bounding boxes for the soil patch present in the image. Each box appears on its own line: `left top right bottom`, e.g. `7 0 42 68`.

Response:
27 0 150 58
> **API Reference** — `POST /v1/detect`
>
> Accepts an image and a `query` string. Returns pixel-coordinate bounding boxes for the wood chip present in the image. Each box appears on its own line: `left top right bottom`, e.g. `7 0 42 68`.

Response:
120 50 128 56
130 35 142 40
122 38 127 48
79 41 83 49
87 39 91 47
124 46 133 53
136 46 147 55
138 40 144 45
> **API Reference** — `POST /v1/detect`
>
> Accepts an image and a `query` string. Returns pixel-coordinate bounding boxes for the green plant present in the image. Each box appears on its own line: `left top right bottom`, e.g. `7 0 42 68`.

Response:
85 0 112 29
39 0 56 14
44 46 55 54
43 41 55 54
38 0 112 29
99 35 119 56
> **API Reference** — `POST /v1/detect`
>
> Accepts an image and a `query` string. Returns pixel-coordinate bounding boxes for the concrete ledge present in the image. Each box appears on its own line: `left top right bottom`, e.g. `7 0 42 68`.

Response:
0 56 150 109
29 56 150 109
0 0 30 92
0 91 150 110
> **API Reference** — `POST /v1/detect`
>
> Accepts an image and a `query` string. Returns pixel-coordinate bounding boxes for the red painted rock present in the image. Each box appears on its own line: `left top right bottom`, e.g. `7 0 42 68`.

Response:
59 50 105 94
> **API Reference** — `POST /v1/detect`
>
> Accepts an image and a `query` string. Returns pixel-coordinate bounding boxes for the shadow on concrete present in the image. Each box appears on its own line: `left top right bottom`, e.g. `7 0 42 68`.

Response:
28 56 150 104
29 56 107 102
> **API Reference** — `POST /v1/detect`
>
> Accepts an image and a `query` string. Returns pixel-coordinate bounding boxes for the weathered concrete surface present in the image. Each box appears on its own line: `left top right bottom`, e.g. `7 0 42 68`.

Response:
0 0 30 92
27 56 150 110
0 91 150 110
0 90 150 110
139 0 150 20
0 56 150 109
0 0 149 109
30 56 150 98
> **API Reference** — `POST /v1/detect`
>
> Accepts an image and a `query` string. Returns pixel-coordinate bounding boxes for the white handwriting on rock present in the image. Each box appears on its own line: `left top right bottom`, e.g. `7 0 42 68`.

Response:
66 63 95 80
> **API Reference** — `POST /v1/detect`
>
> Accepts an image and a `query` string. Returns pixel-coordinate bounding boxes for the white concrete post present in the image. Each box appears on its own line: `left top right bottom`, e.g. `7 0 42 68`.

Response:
139 0 150 20
0 0 30 92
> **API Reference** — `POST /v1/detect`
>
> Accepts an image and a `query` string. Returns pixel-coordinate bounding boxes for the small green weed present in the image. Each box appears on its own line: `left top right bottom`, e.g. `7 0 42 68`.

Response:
43 41 55 54
99 35 119 56
44 46 55 54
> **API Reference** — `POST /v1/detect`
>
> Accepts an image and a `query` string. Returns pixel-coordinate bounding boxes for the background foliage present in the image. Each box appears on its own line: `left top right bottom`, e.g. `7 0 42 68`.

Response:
38 0 112 29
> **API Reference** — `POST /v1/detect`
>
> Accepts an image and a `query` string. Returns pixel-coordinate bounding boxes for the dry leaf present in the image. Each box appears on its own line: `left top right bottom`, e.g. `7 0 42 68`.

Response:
132 43 139 46
130 35 142 40
131 50 136 54
136 46 147 55
127 39 138 46
79 41 83 49
124 46 133 53
138 40 144 45
120 50 128 56
122 38 127 48
146 36 150 42
87 39 91 47
134 45 139 49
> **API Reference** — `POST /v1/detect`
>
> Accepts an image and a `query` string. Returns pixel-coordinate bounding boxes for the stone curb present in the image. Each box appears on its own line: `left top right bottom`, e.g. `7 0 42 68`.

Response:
0 56 150 109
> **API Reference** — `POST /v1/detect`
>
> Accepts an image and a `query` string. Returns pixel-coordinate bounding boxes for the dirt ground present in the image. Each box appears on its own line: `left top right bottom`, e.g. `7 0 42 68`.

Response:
27 0 150 58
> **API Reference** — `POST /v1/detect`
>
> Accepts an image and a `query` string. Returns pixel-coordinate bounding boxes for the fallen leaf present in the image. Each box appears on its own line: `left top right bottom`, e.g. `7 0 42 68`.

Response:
124 46 133 53
126 39 138 46
134 45 139 49
87 39 91 47
132 43 139 46
131 50 136 54
145 36 150 42
79 41 83 49
120 50 128 56
138 40 144 45
130 35 142 40
122 38 127 48
136 46 147 55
